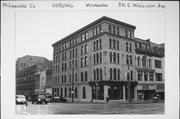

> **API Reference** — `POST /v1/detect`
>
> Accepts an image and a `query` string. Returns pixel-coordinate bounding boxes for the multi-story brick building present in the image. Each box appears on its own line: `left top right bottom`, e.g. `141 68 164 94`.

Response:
51 16 165 102
16 55 52 98
134 38 165 100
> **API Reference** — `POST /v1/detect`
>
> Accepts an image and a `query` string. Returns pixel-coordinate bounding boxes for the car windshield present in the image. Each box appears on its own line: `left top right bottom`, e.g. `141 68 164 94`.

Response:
38 95 45 98
16 95 25 99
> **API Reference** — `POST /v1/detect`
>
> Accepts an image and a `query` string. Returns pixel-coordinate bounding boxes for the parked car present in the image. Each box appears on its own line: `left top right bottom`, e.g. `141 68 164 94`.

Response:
59 97 68 103
45 93 52 102
31 94 48 104
52 96 59 102
16 95 27 105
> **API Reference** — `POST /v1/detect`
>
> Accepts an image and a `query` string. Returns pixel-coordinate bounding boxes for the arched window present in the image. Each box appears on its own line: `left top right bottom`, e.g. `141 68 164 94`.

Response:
137 56 140 66
83 87 86 99
81 72 83 82
113 39 116 49
81 57 84 67
81 46 84 55
85 56 88 66
114 68 116 80
149 58 152 68
110 52 112 63
99 52 102 63
85 71 88 81
117 40 119 49
85 44 88 53
113 52 116 63
142 56 147 67
126 42 128 51
99 39 102 49
117 53 120 64
118 69 120 80
109 38 112 48
96 40 99 50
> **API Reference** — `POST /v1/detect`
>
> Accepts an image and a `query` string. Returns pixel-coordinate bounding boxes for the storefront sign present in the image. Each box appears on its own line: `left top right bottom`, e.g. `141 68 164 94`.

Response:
142 85 149 90
156 83 164 90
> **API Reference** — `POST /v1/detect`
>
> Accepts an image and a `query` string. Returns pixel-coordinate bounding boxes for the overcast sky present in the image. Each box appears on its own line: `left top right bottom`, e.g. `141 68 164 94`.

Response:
16 11 165 60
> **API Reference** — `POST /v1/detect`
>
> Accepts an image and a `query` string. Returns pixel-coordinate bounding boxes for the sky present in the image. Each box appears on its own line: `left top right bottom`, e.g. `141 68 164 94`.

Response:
16 10 165 60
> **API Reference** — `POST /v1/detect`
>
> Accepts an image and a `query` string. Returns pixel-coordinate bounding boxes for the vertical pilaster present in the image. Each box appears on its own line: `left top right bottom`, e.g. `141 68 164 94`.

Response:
104 85 108 101
123 85 126 101
134 86 137 100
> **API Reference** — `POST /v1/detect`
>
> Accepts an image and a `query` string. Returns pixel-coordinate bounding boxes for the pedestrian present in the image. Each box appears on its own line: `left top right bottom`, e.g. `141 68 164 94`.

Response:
106 95 109 103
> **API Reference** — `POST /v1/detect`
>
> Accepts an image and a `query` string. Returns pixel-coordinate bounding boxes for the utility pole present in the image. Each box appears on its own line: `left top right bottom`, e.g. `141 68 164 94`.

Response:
127 56 131 103
72 65 74 102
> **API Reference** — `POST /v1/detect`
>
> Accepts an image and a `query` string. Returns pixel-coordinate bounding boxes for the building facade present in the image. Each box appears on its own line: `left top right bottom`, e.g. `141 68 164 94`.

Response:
134 38 165 100
16 55 52 98
51 16 165 102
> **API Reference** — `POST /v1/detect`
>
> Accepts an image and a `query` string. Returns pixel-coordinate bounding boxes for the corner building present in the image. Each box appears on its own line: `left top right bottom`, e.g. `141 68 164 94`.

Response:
52 16 164 102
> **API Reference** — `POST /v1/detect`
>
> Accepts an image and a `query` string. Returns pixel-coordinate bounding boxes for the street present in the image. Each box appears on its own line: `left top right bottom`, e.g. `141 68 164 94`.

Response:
16 101 164 114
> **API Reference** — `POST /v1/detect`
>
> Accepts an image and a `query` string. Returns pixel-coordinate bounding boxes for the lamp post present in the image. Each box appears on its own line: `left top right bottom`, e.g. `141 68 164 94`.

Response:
72 65 74 102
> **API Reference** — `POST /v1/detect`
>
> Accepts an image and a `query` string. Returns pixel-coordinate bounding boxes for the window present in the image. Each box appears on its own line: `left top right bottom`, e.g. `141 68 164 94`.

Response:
126 42 128 51
113 26 115 34
76 48 78 57
99 52 102 63
155 60 162 68
73 49 75 58
81 72 84 82
156 73 162 81
113 52 116 63
96 53 99 64
117 53 120 64
96 40 98 50
138 71 142 81
69 87 71 98
114 68 116 80
110 68 112 80
126 55 129 65
144 72 148 81
85 32 88 40
149 72 154 81
81 58 84 67
110 52 112 63
100 68 102 80
75 87 77 98
117 40 119 49
109 25 111 33
85 44 88 53
130 56 132 65
142 56 147 67
94 54 96 64
85 56 88 66
75 59 77 69
113 39 116 49
118 69 120 80
109 38 112 49
117 27 119 35
97 68 99 80
129 43 132 52
69 74 71 83
94 69 96 81
85 71 88 81
131 71 133 81
81 46 84 55
99 39 102 49
81 34 85 41
75 73 77 82
149 59 152 68
65 88 67 97
83 87 86 99
137 56 140 66
93 41 96 51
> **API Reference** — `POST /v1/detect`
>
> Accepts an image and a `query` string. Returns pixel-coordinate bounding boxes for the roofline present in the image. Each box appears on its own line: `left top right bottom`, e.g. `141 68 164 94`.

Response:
134 37 164 46
52 16 136 46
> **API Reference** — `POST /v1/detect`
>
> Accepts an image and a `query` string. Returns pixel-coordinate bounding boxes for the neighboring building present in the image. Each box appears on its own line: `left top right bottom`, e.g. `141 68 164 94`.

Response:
45 69 52 95
16 55 52 98
51 16 165 102
16 55 52 73
134 38 165 100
